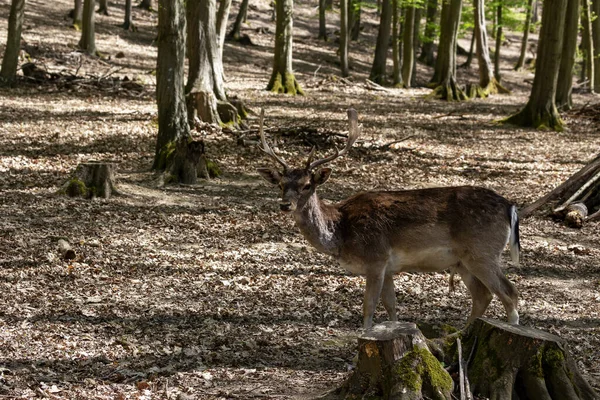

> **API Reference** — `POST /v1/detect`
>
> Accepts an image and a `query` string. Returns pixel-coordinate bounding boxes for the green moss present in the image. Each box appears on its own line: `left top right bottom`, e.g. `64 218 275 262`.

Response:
543 346 565 369
206 159 221 178
268 72 304 95
394 347 453 394
65 178 88 197
528 350 544 378
155 141 177 171
395 350 423 392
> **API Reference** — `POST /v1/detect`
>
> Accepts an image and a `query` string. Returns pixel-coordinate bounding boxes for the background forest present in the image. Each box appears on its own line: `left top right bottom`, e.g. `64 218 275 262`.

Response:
0 0 599 398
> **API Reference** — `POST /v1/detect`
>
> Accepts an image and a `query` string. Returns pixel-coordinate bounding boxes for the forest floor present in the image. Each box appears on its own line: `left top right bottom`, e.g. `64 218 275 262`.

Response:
1 0 599 399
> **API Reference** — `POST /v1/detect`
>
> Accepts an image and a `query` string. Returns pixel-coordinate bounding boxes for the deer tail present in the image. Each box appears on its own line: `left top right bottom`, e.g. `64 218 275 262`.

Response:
509 205 520 266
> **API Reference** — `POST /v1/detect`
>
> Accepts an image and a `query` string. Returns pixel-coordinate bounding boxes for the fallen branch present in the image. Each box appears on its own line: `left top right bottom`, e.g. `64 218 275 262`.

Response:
365 79 392 92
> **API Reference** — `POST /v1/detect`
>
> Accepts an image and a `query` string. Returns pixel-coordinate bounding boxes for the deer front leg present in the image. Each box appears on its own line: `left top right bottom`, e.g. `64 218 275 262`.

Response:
363 270 385 329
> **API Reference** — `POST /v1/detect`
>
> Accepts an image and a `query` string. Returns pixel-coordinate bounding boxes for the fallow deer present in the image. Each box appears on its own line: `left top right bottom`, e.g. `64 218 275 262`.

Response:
257 108 520 329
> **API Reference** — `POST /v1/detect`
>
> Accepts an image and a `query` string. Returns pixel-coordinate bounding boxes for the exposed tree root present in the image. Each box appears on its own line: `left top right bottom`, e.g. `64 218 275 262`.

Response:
467 78 511 98
428 78 469 101
267 71 304 95
501 102 564 132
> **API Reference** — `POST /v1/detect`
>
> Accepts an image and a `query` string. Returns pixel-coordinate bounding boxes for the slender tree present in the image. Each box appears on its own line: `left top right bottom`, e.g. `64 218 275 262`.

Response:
392 0 402 86
494 2 502 81
340 0 349 76
73 0 83 28
349 0 361 40
0 0 26 85
97 0 109 15
556 0 579 110
581 0 594 92
515 0 533 70
123 0 133 30
419 0 438 66
319 0 327 39
228 0 249 40
461 29 475 68
155 0 197 183
429 0 467 100
79 0 96 55
410 7 421 87
402 6 416 87
503 0 568 131
370 0 392 83
267 0 303 94
216 0 233 63
592 0 600 91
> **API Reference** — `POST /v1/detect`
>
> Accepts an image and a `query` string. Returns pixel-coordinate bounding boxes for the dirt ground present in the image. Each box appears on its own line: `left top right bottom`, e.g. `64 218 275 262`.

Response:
0 0 599 398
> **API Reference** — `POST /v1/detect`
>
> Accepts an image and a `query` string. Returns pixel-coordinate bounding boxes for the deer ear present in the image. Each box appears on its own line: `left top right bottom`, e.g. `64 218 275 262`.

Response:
313 168 332 185
257 168 282 185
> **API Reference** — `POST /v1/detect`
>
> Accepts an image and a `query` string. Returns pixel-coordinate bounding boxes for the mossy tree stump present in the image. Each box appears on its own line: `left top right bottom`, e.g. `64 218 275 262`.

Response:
331 322 453 400
62 162 119 199
463 318 598 400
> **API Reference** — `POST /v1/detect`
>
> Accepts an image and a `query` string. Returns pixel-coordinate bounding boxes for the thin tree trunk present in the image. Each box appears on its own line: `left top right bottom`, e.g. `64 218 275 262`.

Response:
581 0 594 92
419 0 438 66
267 0 303 94
503 0 568 131
0 0 26 85
228 0 249 40
591 0 600 91
515 0 533 70
73 0 83 27
79 0 96 55
392 0 402 85
411 7 421 87
318 0 327 40
462 28 475 68
349 0 361 40
494 2 502 81
370 0 392 84
216 0 232 62
155 0 194 183
138 0 152 9
123 0 133 30
556 0 579 110
339 0 349 76
402 6 415 87
532 0 539 23
430 0 467 100
97 0 109 15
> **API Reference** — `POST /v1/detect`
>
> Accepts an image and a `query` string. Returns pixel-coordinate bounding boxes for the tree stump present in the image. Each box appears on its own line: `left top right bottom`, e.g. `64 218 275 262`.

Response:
463 318 598 400
61 162 119 199
331 322 453 400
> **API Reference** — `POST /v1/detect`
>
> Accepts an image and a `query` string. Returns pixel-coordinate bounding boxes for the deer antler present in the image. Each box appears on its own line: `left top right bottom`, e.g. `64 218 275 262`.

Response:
258 108 289 170
307 108 360 170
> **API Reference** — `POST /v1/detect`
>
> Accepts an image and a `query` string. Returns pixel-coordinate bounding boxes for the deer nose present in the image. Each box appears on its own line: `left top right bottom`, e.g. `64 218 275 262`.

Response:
280 202 292 212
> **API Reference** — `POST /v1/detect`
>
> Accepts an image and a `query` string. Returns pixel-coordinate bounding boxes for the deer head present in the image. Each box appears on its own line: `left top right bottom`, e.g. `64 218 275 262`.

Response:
257 108 360 212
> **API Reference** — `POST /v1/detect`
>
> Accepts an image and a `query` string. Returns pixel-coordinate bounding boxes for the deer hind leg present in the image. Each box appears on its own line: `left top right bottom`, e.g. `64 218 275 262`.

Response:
363 269 386 329
381 274 397 322
464 257 519 325
456 266 493 326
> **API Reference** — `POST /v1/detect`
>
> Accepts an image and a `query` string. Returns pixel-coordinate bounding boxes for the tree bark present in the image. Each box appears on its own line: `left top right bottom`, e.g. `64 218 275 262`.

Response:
97 0 109 15
410 7 421 87
556 0 579 111
581 0 594 92
461 29 475 68
123 0 133 30
62 162 119 199
591 0 600 91
318 0 327 40
392 1 402 86
402 6 415 88
503 0 568 131
463 318 598 400
154 0 196 184
216 0 232 65
419 0 438 67
266 0 303 94
79 0 96 55
138 0 152 9
429 0 467 101
228 0 249 40
0 0 26 85
494 2 502 81
339 0 349 77
332 322 453 399
369 0 392 84
73 0 83 28
349 0 361 40
515 0 533 71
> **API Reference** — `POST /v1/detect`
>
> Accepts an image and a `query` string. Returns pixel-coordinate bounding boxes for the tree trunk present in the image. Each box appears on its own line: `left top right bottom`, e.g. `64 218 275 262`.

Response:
515 0 533 70
429 0 467 101
318 0 327 40
494 2 502 82
402 6 415 88
556 0 579 111
123 0 133 30
97 0 109 15
349 0 361 40
532 0 539 23
463 318 598 400
419 0 438 67
591 0 600 91
392 1 402 86
331 322 453 399
61 162 119 199
410 7 421 87
73 0 83 28
503 0 568 131
369 0 392 84
216 0 232 65
266 0 303 94
581 0 594 92
228 0 249 40
79 0 96 55
461 29 475 68
0 0 26 86
154 0 196 184
339 0 349 77
138 0 152 9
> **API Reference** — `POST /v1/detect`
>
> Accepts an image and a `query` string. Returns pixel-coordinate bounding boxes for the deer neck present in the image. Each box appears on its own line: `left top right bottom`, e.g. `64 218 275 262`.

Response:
293 192 341 256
